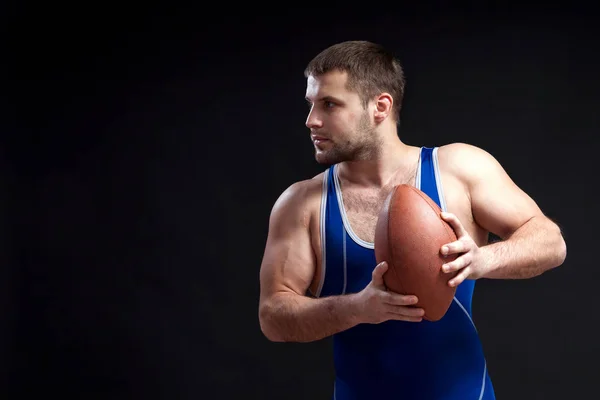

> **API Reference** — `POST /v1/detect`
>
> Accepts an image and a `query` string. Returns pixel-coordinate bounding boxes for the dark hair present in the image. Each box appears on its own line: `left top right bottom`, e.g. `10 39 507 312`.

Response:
304 40 406 121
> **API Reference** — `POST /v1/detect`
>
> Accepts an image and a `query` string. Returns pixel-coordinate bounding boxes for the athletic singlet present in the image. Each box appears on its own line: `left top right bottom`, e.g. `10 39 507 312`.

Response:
315 147 496 400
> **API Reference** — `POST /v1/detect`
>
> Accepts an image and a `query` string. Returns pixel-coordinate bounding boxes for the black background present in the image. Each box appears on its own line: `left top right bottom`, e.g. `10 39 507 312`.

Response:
6 5 598 400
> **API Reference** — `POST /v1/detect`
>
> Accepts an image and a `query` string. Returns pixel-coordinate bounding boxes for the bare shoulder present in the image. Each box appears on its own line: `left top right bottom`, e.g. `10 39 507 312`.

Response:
436 142 506 188
260 171 328 300
437 142 544 239
269 171 326 225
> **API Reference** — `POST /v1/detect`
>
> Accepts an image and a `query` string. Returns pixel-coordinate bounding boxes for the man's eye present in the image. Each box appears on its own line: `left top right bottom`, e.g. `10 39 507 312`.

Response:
325 101 335 108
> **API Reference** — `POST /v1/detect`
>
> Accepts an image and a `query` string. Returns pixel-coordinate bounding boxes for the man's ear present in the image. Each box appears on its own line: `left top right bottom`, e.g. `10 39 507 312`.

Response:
373 93 393 122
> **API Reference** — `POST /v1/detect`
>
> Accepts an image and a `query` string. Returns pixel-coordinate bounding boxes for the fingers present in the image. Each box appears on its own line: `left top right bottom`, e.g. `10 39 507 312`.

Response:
389 306 425 318
384 293 425 322
442 253 472 273
371 261 388 285
386 306 425 322
440 239 471 257
440 212 468 238
448 266 471 287
382 291 418 306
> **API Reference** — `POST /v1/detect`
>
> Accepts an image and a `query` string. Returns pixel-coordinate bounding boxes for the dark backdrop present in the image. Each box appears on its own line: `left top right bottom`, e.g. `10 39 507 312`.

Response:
7 6 598 400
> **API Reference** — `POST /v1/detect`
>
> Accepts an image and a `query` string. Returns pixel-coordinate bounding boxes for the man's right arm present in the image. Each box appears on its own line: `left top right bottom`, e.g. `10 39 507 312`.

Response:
258 180 363 343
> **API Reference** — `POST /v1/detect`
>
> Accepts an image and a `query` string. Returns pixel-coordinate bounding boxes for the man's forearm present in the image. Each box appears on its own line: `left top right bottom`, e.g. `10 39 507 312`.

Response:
481 216 567 279
259 292 362 343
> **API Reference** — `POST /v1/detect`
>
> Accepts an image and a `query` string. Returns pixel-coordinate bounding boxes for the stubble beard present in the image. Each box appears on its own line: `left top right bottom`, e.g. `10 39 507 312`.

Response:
314 112 378 166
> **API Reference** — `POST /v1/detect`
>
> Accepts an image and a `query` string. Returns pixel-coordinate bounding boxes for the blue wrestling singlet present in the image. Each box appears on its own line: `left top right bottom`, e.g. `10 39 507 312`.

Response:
315 147 495 400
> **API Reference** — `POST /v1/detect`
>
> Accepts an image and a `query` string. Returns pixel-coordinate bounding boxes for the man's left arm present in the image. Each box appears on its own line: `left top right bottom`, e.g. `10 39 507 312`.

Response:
438 143 567 286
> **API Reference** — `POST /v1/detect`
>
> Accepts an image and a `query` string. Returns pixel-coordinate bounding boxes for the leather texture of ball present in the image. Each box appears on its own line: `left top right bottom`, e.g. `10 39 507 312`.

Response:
374 184 459 321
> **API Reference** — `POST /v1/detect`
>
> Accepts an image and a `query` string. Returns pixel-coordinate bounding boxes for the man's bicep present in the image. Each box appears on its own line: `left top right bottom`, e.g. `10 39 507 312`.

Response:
259 184 317 301
466 147 544 239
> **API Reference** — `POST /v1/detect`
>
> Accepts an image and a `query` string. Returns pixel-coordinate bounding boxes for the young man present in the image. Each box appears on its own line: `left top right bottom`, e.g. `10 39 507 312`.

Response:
258 40 566 400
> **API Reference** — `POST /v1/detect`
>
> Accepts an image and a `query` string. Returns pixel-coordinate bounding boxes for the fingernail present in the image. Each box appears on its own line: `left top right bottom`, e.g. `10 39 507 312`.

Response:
441 246 448 255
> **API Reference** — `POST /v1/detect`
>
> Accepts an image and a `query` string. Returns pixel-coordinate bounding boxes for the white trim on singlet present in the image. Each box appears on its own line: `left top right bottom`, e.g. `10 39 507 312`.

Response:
333 164 375 249
318 168 349 296
431 147 487 400
432 147 448 213
315 170 328 298
342 226 348 295
324 148 488 399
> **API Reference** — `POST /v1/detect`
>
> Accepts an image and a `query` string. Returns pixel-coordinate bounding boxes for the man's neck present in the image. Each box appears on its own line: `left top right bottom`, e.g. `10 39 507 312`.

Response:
337 137 418 189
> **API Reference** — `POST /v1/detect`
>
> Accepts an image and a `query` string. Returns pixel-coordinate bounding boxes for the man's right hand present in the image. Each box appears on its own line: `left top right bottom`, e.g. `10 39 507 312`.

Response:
354 261 425 324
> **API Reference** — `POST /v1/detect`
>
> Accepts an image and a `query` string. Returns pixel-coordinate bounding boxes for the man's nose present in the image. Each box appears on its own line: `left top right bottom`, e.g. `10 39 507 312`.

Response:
305 108 323 129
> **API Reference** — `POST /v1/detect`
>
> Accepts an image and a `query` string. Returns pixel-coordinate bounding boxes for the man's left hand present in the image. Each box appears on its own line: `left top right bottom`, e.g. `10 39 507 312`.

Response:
439 212 489 287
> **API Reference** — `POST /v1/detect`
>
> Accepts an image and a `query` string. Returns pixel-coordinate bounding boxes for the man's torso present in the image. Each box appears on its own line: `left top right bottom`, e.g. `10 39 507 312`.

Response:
305 144 488 293
299 145 495 400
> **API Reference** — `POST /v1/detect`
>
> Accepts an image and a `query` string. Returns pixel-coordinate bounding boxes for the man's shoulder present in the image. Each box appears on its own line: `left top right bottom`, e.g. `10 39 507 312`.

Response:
437 142 486 158
283 171 327 200
270 170 328 220
436 142 501 179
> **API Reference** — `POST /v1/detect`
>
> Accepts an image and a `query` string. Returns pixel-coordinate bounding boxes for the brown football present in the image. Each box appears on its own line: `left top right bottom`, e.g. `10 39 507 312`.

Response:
374 184 459 321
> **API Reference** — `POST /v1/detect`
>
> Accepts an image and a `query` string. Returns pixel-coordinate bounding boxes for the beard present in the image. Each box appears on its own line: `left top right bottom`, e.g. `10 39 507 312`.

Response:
314 111 379 166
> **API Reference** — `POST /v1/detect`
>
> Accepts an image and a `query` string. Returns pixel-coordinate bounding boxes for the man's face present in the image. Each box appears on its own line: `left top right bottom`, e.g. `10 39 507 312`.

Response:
305 70 376 165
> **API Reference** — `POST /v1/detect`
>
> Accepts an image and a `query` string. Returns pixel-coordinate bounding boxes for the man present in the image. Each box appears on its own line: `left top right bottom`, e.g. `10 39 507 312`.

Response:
258 41 566 400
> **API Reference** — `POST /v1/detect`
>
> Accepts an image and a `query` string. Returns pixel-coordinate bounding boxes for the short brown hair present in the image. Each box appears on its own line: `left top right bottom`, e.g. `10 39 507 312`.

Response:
304 40 406 121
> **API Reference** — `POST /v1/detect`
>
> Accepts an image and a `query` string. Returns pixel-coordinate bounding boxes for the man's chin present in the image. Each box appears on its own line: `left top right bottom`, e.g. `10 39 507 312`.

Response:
315 150 342 166
314 152 329 165
315 158 331 166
